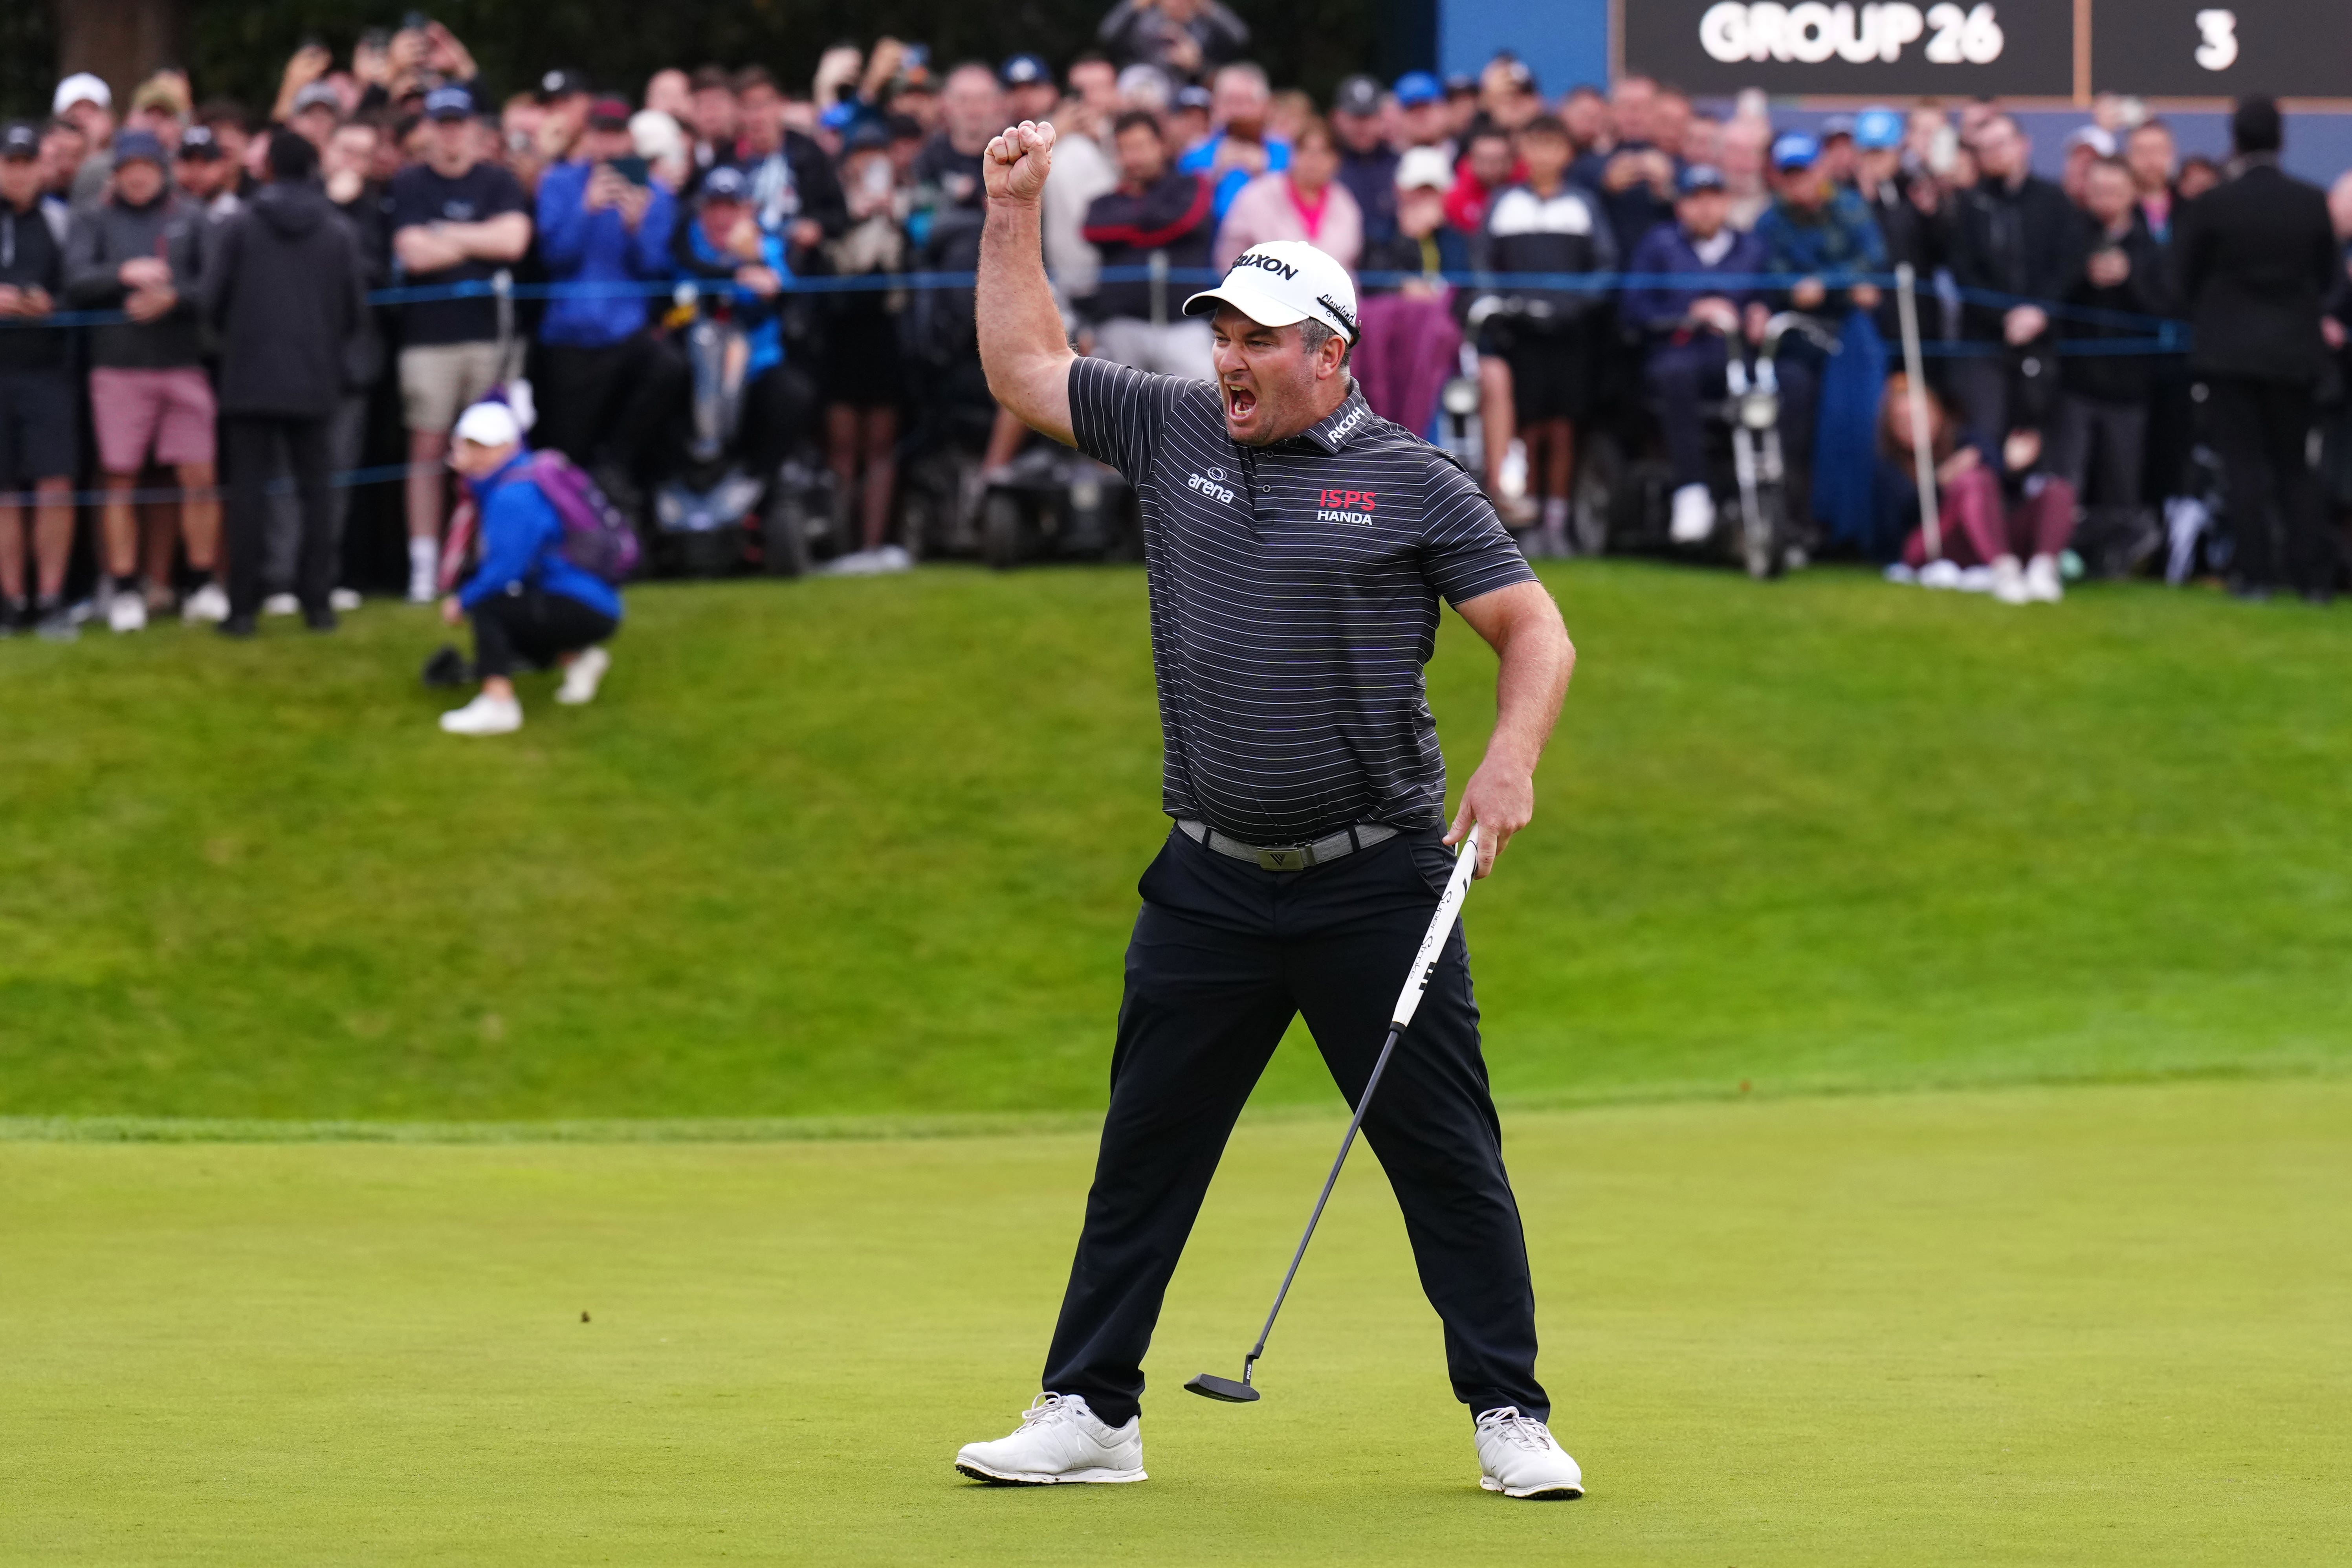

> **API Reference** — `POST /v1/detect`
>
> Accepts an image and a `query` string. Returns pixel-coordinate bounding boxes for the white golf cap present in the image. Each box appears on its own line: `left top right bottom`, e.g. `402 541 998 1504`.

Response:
54 72 112 115
1184 240 1359 342
1395 145 1455 193
453 400 522 449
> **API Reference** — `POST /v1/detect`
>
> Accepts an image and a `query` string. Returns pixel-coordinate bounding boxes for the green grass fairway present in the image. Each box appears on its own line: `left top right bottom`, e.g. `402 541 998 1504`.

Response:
2 564 2348 1122
5 1079 2346 1565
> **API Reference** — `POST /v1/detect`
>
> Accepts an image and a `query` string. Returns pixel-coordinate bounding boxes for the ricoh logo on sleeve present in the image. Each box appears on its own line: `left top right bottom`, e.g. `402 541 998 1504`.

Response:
1187 468 1237 504
1317 489 1378 524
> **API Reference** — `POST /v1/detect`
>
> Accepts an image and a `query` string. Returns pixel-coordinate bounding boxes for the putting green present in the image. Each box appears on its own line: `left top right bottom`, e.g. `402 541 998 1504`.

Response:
6 1077 2346 1564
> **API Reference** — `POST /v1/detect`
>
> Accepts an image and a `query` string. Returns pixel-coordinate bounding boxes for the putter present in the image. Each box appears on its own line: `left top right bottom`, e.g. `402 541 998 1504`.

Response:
1186 825 1483 1405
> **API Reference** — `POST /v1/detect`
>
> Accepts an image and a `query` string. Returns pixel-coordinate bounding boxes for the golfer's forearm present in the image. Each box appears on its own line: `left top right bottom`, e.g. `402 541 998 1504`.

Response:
1484 614 1574 774
978 198 1076 444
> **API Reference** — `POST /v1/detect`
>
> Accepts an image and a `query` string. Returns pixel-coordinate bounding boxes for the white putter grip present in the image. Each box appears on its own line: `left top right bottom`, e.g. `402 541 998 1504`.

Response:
1389 826 1479 1031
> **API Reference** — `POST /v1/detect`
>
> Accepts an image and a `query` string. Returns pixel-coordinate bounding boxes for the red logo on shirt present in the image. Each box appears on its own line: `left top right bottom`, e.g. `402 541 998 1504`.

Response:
1319 489 1377 511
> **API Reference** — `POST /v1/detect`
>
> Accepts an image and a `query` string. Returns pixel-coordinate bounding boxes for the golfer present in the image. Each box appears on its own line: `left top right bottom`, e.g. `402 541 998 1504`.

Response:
954 121 1581 1500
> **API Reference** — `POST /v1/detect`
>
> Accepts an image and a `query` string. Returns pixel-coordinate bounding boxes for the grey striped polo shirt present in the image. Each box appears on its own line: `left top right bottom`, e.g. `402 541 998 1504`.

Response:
1068 355 1536 845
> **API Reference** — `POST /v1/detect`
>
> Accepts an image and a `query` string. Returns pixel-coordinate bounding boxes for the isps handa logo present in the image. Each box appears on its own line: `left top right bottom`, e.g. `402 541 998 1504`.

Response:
1317 488 1377 525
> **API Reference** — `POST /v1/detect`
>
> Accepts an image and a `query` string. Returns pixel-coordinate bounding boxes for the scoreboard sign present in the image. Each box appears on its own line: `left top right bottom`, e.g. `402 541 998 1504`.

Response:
2093 3 2352 98
1621 0 2352 100
1621 0 2076 97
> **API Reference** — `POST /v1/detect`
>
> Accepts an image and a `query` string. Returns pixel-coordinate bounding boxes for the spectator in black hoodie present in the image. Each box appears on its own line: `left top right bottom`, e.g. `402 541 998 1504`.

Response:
1945 113 2080 448
2175 98 2339 602
203 130 368 635
2052 156 2170 575
0 121 75 637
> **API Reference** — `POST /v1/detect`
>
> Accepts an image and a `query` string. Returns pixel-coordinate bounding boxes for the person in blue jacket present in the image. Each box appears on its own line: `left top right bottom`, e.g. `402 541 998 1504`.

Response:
1624 165 1769 544
437 400 623 737
532 97 680 490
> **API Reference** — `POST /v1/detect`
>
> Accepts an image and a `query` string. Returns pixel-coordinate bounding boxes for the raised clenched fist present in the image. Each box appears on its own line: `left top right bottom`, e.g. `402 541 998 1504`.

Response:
984 119 1056 205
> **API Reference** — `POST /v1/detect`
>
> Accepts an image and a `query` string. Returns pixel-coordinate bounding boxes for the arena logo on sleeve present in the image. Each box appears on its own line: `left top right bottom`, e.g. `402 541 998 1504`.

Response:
1317 489 1378 524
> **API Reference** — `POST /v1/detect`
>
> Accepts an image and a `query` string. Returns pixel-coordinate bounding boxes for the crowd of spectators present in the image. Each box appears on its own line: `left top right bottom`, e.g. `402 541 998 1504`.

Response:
1 18 2346 644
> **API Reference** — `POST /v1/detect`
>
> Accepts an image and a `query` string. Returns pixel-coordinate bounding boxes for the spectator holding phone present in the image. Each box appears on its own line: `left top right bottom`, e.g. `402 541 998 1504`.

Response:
533 96 679 500
389 85 532 603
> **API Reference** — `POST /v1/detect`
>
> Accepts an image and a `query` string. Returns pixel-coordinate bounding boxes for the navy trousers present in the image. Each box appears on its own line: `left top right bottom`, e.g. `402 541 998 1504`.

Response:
1039 825 1549 1427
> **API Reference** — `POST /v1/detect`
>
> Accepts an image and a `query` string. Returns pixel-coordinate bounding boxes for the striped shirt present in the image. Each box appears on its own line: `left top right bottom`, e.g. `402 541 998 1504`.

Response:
1068 356 1536 844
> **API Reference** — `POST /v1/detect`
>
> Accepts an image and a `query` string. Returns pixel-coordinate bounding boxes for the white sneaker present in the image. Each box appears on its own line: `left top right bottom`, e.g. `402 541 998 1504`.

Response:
1668 482 1716 544
1991 553 2030 605
107 590 147 633
181 582 231 624
555 645 610 706
438 693 523 736
1882 562 1918 585
2024 553 2064 603
1474 1407 1584 1500
1957 565 1998 594
1918 559 1963 590
262 592 301 617
954 1392 1146 1485
407 570 437 605
330 587 363 613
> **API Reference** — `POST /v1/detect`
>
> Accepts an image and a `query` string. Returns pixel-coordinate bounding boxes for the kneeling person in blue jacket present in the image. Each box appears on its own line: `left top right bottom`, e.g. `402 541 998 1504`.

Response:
437 400 623 737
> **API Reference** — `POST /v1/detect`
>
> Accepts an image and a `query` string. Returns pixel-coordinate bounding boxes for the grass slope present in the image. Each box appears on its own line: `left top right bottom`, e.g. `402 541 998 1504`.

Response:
4 1080 2347 1565
1 565 2347 1121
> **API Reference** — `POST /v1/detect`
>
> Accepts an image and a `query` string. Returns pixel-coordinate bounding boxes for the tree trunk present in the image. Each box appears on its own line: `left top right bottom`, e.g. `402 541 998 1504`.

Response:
53 0 185 113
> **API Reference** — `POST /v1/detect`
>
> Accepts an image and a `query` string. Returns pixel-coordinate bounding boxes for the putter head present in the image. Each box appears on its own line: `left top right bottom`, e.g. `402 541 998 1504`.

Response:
1184 1372 1260 1403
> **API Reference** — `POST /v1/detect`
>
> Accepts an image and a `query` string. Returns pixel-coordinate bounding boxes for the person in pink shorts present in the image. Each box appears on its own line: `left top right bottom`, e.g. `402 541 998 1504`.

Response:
63 128 225 631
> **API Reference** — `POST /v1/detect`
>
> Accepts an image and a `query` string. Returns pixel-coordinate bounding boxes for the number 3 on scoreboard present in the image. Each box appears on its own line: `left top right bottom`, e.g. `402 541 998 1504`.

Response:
2194 9 2239 72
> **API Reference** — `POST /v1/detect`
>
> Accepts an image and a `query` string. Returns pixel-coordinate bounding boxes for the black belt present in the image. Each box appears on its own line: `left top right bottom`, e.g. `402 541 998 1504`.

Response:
1176 818 1399 872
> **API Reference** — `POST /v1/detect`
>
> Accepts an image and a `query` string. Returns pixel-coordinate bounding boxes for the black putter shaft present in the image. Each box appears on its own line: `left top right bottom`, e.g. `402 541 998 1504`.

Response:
1188 826 1483 1403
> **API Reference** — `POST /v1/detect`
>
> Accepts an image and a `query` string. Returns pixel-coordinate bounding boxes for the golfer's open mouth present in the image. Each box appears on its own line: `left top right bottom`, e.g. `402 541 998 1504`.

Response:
1223 383 1258 421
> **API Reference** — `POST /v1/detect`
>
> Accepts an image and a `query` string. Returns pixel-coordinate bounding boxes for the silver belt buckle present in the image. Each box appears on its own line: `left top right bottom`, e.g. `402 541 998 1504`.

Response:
1255 844 1311 871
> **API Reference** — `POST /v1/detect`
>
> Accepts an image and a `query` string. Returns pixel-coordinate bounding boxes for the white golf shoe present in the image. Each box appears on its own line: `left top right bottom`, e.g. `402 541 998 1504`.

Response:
1474 1407 1584 1499
555 645 610 706
2024 553 2064 603
1991 553 2031 605
954 1392 1146 1485
1668 482 1716 544
107 589 147 633
439 693 523 736
181 582 231 624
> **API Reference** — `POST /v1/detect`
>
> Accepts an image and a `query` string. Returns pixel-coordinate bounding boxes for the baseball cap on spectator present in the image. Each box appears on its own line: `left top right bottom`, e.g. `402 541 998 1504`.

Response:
1771 131 1820 170
1184 239 1361 342
291 81 342 116
538 68 591 103
1395 145 1454 192
133 78 191 117
587 96 632 130
1443 73 1478 99
1001 54 1050 88
1500 58 1538 94
1820 113 1856 142
699 164 750 204
453 400 523 449
174 123 224 161
1854 106 1904 150
0 122 40 161
1175 84 1213 112
1393 71 1441 107
1333 75 1382 117
2065 124 2117 156
423 85 475 121
112 128 167 169
53 73 111 116
1677 163 1726 194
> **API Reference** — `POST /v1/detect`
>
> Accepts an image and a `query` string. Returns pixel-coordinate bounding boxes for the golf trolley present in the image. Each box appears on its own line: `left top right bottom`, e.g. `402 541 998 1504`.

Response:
975 444 1139 570
1697 311 1839 580
655 283 852 578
